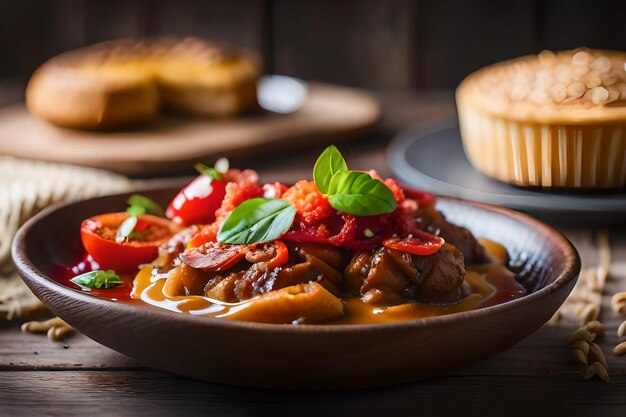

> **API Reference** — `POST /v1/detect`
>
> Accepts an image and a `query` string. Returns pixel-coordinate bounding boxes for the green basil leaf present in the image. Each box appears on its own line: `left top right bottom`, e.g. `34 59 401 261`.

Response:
327 171 397 216
217 198 296 244
70 270 123 289
115 216 138 243
195 163 222 180
126 194 165 217
126 205 146 216
313 145 348 194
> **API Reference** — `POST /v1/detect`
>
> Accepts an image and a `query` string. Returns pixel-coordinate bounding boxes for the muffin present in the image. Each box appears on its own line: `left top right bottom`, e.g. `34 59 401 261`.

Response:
26 37 261 130
456 48 626 189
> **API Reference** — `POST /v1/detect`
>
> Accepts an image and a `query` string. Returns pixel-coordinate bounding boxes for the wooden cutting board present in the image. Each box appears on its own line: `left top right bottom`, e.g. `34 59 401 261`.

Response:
0 84 379 175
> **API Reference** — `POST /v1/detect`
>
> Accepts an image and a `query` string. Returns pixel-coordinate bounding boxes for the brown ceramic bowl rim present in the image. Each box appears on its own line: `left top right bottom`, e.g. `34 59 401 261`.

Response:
12 190 581 334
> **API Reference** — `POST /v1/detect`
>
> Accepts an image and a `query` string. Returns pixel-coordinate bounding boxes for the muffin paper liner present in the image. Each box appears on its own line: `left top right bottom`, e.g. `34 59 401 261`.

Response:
459 106 626 188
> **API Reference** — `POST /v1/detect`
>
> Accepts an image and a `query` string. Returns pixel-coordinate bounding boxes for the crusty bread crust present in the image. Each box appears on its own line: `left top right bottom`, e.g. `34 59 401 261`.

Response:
26 37 261 129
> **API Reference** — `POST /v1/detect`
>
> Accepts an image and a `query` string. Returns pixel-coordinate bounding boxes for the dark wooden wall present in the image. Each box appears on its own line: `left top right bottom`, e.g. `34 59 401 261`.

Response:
1 0 625 90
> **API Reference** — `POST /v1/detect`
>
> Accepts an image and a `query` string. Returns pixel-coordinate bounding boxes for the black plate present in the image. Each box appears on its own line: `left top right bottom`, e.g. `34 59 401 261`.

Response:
387 121 626 225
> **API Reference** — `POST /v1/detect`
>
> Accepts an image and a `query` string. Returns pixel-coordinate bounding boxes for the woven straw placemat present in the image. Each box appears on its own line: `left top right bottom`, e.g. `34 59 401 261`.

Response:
0 157 131 319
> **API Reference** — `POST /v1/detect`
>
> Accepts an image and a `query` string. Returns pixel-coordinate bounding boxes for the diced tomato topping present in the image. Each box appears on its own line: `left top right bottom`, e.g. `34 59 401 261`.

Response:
278 179 435 251
383 178 405 203
368 171 405 203
182 170 438 254
402 187 436 208
262 182 289 199
214 181 264 221
282 180 335 224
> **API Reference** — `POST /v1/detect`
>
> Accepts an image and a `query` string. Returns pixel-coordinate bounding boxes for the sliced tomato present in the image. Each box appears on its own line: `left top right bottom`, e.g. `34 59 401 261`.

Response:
383 230 445 256
187 225 218 249
80 213 180 272
265 241 288 270
166 175 227 226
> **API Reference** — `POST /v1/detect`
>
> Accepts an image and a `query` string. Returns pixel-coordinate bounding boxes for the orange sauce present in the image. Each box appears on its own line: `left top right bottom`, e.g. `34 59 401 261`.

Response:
53 239 526 324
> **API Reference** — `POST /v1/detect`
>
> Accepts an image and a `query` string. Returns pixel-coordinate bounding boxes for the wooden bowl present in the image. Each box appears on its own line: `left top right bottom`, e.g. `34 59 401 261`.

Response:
12 188 580 389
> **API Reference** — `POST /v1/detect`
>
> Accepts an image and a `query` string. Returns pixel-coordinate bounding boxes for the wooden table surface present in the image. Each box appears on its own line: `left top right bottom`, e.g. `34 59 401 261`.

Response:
1 91 625 416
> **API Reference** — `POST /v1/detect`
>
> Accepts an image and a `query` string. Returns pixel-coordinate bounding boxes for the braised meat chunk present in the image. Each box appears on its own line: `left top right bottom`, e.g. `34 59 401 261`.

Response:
358 248 418 305
392 243 465 302
416 205 487 263
163 262 214 297
345 243 465 306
